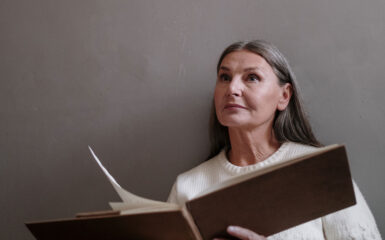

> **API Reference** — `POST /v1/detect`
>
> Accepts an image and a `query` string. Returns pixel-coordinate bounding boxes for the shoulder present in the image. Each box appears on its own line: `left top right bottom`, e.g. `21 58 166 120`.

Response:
167 151 228 204
279 141 321 159
175 150 226 189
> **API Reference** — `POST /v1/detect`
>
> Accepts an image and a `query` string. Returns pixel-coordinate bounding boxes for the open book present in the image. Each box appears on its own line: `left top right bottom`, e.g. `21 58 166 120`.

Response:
26 144 356 240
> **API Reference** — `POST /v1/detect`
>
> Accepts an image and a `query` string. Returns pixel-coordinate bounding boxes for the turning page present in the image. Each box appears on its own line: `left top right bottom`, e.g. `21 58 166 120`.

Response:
88 146 177 211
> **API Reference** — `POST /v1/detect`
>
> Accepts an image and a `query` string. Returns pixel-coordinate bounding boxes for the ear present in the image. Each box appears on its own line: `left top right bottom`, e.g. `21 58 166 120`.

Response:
277 83 292 111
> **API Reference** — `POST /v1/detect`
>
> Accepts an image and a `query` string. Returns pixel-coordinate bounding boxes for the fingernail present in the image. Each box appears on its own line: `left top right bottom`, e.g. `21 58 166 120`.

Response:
228 226 237 232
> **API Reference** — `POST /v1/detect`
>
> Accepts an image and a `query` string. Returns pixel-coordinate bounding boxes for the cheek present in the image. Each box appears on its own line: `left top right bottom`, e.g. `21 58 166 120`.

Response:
246 88 280 111
242 90 261 109
214 87 228 123
214 87 223 109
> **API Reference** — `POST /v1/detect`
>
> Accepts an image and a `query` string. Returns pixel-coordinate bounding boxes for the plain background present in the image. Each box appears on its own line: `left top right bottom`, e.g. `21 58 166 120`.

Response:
1 0 384 239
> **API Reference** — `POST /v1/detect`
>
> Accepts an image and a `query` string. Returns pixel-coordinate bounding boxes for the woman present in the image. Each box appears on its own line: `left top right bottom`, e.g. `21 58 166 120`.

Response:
168 40 381 240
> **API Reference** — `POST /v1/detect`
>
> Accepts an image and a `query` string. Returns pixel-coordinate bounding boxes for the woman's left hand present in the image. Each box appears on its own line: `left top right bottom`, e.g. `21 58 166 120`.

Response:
213 225 267 240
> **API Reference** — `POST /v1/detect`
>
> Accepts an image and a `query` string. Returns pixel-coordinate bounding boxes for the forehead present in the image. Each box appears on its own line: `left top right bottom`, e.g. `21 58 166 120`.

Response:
220 50 272 71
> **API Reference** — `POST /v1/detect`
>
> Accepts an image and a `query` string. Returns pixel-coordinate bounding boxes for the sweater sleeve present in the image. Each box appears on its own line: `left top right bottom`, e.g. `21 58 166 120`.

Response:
322 181 382 240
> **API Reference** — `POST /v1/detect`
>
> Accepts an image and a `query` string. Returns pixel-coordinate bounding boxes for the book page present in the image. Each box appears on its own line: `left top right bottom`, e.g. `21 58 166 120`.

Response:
88 146 177 211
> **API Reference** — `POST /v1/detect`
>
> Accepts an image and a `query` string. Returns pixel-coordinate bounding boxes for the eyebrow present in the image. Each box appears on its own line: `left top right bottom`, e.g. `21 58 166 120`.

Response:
219 66 231 71
244 67 262 72
219 66 263 72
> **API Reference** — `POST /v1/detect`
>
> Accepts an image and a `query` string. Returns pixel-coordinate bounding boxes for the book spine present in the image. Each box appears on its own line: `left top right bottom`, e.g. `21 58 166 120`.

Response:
181 205 203 240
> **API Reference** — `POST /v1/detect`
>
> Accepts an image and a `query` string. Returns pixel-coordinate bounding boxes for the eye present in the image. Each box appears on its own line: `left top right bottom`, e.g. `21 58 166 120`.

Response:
219 73 231 82
247 74 260 82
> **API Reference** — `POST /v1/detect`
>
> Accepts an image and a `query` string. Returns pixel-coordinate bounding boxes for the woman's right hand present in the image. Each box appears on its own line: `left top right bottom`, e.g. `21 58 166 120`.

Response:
213 225 267 240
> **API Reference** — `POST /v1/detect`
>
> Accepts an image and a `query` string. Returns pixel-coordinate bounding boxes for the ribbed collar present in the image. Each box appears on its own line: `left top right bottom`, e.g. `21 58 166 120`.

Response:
216 142 291 175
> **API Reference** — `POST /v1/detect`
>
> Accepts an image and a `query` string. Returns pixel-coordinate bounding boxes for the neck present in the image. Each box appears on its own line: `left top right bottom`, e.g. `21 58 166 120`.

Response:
227 125 280 166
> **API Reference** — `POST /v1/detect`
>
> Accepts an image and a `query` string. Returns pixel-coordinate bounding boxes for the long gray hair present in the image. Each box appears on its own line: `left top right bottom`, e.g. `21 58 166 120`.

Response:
208 40 321 159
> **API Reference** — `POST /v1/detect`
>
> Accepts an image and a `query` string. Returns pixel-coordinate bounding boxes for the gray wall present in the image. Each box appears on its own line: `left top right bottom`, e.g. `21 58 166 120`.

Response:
1 0 384 239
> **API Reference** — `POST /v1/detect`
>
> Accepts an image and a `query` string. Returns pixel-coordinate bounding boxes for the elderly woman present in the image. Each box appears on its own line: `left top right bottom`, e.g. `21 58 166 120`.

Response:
168 40 381 240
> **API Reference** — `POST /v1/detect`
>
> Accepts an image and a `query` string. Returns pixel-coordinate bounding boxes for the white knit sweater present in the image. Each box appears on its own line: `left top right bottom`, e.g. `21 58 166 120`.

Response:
167 142 382 240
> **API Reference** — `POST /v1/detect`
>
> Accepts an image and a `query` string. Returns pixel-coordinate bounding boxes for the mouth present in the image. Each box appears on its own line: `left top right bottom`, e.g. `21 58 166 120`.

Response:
224 103 247 109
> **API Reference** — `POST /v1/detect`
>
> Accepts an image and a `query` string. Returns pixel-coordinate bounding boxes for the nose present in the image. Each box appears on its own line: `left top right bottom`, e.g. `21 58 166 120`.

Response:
226 76 242 97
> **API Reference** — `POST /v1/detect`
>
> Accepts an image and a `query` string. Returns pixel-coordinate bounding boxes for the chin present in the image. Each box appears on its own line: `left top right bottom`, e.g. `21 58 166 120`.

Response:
218 117 248 128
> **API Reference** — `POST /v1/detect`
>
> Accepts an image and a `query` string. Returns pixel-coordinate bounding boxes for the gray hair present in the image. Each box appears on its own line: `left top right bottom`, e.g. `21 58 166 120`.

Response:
208 40 321 159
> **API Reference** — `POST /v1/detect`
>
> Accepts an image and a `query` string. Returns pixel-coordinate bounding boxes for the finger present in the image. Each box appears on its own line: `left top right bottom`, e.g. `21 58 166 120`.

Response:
227 226 266 240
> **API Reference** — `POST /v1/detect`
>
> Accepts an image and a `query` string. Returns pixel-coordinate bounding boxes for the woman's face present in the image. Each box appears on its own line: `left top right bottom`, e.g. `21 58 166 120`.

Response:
214 50 291 130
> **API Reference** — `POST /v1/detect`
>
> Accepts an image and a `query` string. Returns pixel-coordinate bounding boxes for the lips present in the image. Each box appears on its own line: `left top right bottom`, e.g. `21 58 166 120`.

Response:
224 103 247 109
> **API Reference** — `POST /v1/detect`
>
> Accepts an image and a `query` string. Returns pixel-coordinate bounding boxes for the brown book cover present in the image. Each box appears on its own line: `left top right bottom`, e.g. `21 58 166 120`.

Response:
186 145 356 239
26 210 197 240
25 144 356 240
